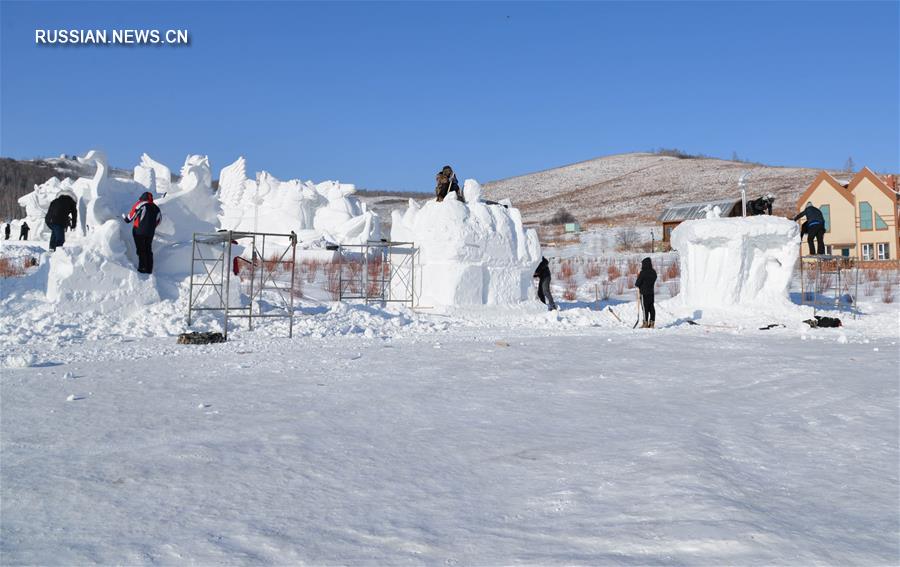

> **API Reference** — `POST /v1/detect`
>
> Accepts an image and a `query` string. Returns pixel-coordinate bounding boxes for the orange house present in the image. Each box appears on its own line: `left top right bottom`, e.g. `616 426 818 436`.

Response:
796 167 900 260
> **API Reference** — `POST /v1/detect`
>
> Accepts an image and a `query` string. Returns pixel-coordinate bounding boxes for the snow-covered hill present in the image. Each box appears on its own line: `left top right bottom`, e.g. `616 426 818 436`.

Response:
483 153 857 226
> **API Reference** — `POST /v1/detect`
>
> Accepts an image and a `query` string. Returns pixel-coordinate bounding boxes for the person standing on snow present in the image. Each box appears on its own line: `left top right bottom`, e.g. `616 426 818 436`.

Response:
533 256 558 311
122 191 161 274
3 223 10 240
793 203 826 256
435 165 464 203
45 189 78 251
634 257 657 328
19 221 30 241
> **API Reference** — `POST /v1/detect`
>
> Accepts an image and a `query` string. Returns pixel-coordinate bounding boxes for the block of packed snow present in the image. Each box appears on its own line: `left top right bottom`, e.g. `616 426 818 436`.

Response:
391 180 541 307
670 216 800 309
46 220 161 313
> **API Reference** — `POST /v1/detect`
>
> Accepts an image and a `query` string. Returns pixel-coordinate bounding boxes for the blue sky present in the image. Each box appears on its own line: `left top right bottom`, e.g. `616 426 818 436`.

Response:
2 1 897 191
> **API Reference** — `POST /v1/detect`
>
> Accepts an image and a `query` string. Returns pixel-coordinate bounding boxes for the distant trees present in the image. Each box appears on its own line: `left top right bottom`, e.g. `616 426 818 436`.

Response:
544 207 577 225
0 159 62 220
652 148 707 159
732 151 740 162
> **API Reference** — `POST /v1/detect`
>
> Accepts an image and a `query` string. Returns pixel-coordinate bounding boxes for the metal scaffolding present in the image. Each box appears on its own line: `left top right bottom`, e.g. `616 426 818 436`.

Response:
336 241 418 306
187 230 298 339
798 253 860 319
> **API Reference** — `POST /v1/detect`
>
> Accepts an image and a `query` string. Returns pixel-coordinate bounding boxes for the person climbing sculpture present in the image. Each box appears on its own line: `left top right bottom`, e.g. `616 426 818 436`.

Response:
747 193 775 216
793 203 826 256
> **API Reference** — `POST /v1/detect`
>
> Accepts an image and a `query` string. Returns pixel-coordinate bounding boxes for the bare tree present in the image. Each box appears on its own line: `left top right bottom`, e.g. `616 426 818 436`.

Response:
731 151 740 162
844 156 855 172
615 227 640 252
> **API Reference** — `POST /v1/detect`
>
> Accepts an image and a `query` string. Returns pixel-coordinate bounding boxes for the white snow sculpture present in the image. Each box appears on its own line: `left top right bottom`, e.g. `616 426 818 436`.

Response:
217 157 379 246
391 180 541 307
136 153 172 194
17 149 143 239
670 216 800 309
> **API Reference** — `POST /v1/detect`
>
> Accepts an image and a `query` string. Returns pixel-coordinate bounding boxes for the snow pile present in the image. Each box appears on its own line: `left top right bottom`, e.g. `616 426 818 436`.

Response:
217 157 380 247
671 216 800 309
391 180 541 307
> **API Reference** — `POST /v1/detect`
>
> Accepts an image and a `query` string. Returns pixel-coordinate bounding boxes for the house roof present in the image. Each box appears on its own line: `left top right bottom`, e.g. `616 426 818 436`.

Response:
848 167 900 202
658 199 741 222
796 171 854 210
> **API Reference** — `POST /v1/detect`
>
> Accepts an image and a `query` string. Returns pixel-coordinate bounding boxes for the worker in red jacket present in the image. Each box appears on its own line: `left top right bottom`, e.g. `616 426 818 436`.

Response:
122 192 162 274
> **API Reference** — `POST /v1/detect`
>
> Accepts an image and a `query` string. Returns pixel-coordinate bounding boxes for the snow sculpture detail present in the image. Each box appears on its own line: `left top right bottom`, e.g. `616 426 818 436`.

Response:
670 216 800 309
391 180 541 307
217 157 380 246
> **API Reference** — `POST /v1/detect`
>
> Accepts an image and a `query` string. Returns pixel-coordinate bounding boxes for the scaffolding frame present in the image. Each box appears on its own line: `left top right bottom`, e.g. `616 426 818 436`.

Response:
336 241 418 306
187 230 298 339
798 252 860 319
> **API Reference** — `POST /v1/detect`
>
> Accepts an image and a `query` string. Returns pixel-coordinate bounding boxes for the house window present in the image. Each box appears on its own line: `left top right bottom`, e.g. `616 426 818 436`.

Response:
861 243 874 260
824 245 833 255
821 204 831 232
877 242 890 260
875 211 888 230
841 248 850 257
859 202 873 230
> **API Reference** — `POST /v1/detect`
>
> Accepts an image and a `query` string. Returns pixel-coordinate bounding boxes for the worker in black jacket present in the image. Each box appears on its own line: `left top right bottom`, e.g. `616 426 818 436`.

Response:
19 221 30 240
634 257 657 328
793 204 826 255
45 190 78 251
533 256 558 311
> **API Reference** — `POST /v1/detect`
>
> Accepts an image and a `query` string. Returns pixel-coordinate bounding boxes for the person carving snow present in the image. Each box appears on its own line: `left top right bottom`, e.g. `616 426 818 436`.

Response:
19 221 30 241
748 194 775 216
634 257 657 328
793 203 825 256
533 256 558 311
45 189 78 251
123 192 162 274
435 165 464 203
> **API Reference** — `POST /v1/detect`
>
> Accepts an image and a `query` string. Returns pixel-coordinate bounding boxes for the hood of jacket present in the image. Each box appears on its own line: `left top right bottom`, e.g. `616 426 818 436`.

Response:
641 257 653 271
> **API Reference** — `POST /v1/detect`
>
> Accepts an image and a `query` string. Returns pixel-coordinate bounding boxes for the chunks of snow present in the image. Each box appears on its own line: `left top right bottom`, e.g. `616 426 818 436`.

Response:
670 216 800 309
391 181 541 307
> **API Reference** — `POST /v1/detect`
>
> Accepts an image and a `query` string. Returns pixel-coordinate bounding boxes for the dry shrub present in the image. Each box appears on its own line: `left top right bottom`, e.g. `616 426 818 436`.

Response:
665 262 680 281
366 257 386 297
818 273 833 292
584 260 601 280
607 263 621 280
562 280 577 301
0 257 26 277
263 255 280 275
557 259 576 281
862 279 875 296
614 277 625 295
883 282 895 304
303 260 320 283
626 258 640 277
598 279 611 301
324 261 341 300
865 269 879 283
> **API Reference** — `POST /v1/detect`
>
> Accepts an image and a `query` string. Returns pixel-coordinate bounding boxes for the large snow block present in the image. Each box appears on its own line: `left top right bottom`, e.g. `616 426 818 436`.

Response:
391 181 541 308
670 216 800 309
46 220 160 313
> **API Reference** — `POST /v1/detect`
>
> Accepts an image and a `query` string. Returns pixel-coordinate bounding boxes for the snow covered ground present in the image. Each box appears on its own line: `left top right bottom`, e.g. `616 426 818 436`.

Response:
2 321 897 565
